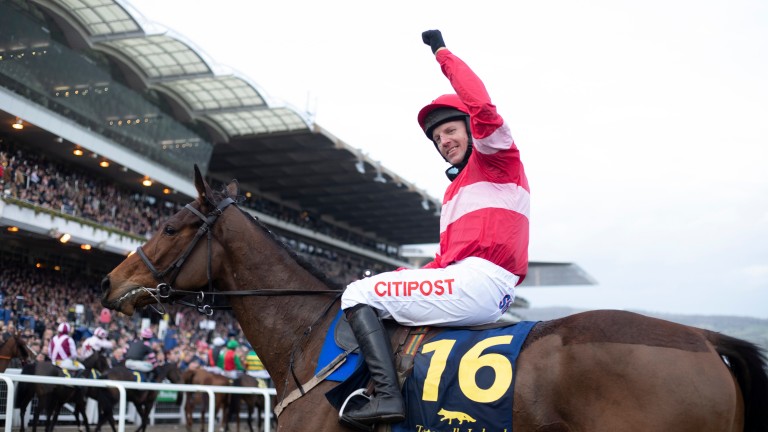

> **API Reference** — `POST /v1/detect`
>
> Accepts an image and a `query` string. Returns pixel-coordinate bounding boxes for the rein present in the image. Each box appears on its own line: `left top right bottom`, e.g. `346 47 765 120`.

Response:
136 196 343 316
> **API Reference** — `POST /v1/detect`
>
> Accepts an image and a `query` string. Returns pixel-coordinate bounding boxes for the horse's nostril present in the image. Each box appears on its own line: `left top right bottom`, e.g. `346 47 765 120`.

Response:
101 275 111 293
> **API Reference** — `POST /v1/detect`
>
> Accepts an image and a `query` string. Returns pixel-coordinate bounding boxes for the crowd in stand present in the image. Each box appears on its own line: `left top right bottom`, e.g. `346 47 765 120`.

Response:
0 136 403 259
0 256 261 377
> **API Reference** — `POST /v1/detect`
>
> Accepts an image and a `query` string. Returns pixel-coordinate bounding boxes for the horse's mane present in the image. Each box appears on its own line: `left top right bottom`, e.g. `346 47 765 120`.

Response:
214 186 344 291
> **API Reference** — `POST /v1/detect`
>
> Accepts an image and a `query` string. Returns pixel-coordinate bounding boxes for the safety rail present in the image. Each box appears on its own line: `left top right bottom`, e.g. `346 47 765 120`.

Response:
0 372 276 432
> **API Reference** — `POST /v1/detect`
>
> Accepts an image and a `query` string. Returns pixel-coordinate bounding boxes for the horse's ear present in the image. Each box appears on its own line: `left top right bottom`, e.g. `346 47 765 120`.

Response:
226 179 239 199
193 164 216 206
194 165 206 198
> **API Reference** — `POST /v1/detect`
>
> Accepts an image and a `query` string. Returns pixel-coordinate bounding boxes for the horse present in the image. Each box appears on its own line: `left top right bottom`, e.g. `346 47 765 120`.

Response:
100 165 768 432
232 372 275 432
181 367 233 432
16 360 92 432
81 349 112 372
92 361 182 432
0 331 33 371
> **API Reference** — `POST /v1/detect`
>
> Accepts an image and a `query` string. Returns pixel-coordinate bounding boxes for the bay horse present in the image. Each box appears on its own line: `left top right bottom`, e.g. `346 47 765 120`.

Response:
233 372 275 432
0 332 32 371
181 367 233 432
100 166 768 432
17 351 110 432
16 360 91 432
92 361 182 432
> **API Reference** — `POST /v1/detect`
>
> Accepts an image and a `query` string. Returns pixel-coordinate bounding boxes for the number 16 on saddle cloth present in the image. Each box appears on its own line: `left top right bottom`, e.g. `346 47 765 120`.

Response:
393 321 537 432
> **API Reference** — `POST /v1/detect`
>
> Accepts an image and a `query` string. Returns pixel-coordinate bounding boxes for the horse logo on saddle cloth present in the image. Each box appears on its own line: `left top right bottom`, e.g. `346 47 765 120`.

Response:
287 310 537 432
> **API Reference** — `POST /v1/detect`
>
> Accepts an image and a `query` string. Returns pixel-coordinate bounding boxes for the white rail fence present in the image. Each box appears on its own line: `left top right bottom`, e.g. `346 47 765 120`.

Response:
0 370 277 432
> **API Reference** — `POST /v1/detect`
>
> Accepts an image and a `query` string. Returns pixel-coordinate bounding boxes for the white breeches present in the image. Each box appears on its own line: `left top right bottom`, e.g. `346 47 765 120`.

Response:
341 257 519 326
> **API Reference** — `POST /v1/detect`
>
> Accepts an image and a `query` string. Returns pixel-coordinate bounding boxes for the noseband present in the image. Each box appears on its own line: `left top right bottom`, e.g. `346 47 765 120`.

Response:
136 196 342 316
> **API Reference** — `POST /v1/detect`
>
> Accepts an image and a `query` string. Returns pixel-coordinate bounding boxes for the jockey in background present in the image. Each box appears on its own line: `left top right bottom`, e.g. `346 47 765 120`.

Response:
124 327 157 373
49 322 84 370
216 338 245 378
245 345 272 387
245 345 270 379
81 326 113 361
204 336 226 374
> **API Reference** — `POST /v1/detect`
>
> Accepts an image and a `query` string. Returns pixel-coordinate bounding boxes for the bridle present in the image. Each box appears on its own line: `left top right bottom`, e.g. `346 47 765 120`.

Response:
135 196 342 316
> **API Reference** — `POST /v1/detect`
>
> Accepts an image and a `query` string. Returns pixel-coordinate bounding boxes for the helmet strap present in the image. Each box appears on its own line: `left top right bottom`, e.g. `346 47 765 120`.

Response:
443 118 473 182
444 144 472 181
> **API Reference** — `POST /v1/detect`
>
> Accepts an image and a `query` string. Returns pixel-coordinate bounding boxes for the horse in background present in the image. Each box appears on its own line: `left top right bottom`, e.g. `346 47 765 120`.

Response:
0 332 32 371
101 166 768 432
16 350 109 432
92 361 182 432
16 360 91 432
182 367 233 432
81 350 111 372
230 373 275 432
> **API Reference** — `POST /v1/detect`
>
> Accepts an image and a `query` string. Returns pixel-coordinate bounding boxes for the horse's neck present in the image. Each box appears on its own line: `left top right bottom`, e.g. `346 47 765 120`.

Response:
221 214 341 392
233 294 338 392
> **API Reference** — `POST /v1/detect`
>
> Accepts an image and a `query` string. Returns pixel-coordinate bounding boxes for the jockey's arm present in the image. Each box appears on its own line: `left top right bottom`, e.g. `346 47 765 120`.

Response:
235 353 246 371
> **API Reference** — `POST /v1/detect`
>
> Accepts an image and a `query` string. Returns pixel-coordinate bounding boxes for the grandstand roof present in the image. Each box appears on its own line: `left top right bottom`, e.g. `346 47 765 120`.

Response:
8 0 442 245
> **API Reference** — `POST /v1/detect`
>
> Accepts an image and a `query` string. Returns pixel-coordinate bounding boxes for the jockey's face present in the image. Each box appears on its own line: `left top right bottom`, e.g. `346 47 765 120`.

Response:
433 119 470 166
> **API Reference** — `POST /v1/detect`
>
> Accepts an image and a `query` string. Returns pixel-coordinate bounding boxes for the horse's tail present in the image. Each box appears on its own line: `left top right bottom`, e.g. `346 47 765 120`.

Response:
708 331 768 432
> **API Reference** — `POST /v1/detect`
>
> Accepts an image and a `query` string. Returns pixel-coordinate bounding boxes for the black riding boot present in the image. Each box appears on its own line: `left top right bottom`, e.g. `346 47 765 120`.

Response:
341 305 405 426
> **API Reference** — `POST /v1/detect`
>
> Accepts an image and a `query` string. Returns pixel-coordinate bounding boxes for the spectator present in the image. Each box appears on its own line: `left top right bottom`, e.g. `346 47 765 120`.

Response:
99 307 112 325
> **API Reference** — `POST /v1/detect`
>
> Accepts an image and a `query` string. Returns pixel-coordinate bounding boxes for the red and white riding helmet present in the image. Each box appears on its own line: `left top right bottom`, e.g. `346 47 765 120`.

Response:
417 94 470 140
94 327 108 339
57 322 70 334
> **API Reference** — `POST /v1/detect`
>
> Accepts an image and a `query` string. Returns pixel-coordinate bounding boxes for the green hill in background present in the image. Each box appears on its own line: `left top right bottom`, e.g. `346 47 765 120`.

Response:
515 307 768 353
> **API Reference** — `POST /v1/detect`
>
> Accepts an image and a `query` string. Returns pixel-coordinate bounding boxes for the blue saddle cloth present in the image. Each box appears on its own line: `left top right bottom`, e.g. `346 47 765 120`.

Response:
125 370 149 382
314 310 362 382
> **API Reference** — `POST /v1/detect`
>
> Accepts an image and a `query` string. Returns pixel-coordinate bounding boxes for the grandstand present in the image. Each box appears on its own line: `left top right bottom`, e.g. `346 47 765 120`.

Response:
0 0 594 320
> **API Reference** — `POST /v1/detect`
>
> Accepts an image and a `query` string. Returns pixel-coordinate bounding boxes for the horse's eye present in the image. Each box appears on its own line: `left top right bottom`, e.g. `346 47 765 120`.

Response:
163 225 177 236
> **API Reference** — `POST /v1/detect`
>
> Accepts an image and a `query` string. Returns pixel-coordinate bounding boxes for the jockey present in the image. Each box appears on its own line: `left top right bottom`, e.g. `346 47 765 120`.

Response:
340 30 530 428
49 322 84 370
124 327 157 373
215 339 245 378
245 346 271 380
81 327 114 361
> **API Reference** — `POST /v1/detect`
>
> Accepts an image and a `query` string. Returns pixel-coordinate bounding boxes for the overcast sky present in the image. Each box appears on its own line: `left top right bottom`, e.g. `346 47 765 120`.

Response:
125 0 767 319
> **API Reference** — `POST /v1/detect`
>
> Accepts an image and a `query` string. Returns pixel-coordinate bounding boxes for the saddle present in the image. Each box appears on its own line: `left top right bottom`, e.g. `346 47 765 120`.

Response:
333 315 431 388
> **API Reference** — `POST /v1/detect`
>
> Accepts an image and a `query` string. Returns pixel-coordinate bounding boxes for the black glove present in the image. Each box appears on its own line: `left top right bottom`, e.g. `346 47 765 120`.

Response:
422 30 446 54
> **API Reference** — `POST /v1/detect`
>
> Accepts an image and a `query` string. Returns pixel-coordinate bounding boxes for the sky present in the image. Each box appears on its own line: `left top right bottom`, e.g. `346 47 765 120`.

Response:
125 0 767 319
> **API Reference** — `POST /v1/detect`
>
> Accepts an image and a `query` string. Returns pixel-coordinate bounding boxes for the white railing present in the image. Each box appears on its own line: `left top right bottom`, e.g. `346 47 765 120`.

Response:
0 372 276 432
